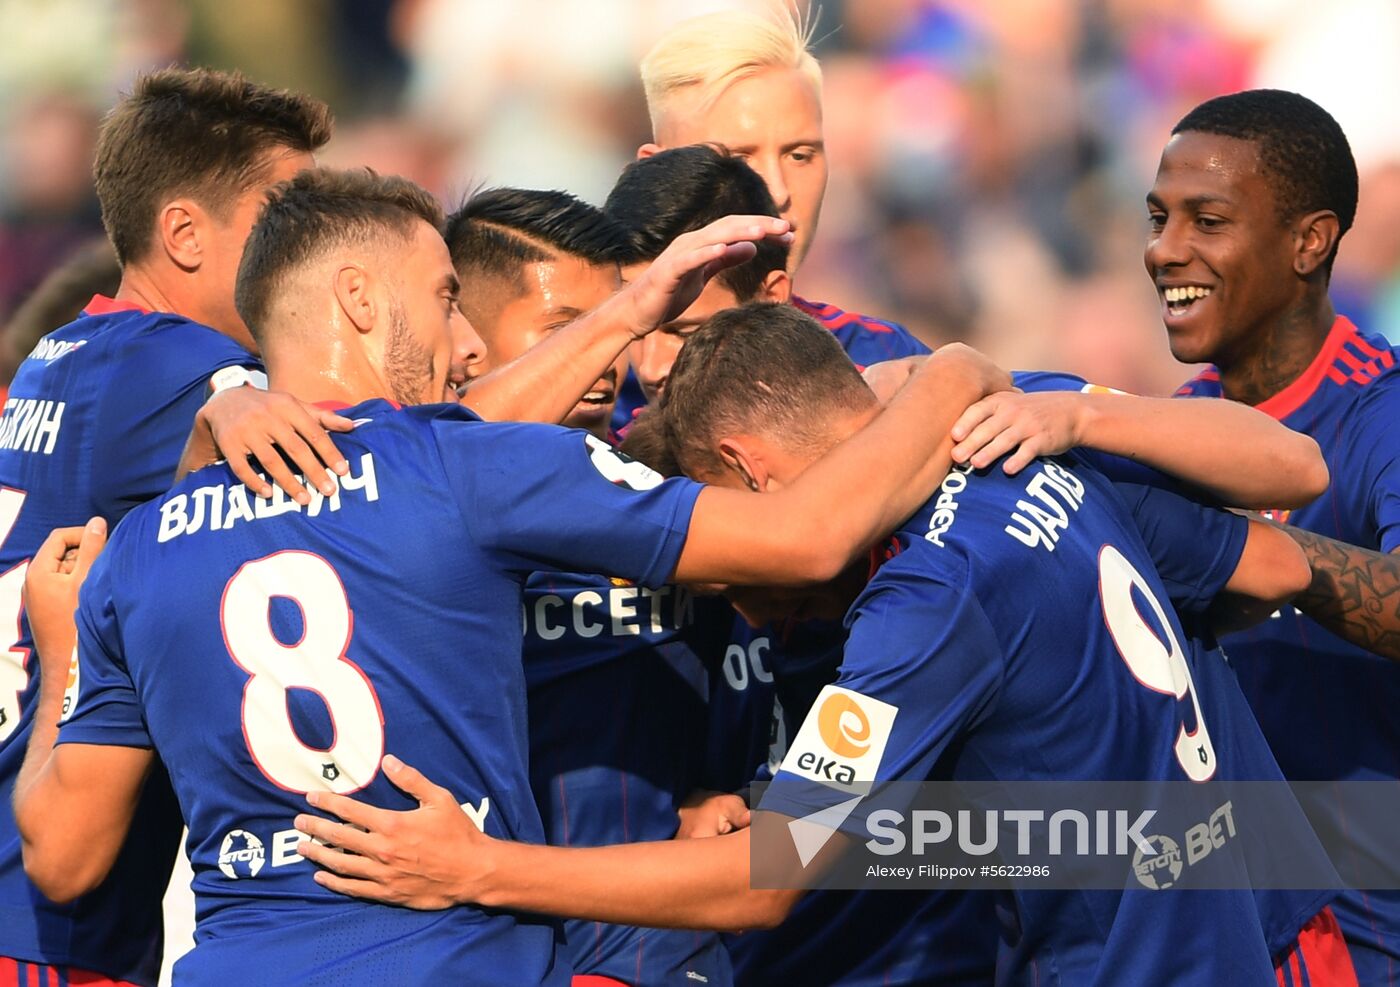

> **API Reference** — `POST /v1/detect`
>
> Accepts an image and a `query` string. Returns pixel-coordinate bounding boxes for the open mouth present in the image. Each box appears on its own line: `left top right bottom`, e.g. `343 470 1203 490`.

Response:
1161 285 1214 319
578 387 614 407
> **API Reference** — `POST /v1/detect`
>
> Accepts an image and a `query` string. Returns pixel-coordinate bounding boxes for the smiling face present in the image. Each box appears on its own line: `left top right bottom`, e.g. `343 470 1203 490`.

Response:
655 68 826 271
468 254 623 437
1144 131 1303 367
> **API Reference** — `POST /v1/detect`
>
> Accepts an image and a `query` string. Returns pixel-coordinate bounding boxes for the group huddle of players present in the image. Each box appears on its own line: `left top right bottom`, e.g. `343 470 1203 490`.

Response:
0 7 1396 987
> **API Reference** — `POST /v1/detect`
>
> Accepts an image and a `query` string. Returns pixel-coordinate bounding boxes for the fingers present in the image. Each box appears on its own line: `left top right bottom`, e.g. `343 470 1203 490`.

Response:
950 397 998 446
382 754 454 808
304 788 398 833
72 517 107 583
294 812 380 856
31 527 86 576
223 442 276 500
310 869 399 905
242 437 305 504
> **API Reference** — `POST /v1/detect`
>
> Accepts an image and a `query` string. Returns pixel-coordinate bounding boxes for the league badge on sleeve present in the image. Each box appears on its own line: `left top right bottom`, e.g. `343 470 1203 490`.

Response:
584 434 664 490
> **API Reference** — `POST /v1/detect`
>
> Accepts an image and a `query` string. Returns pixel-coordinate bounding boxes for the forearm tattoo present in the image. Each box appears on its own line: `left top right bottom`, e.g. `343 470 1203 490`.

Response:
1283 526 1400 660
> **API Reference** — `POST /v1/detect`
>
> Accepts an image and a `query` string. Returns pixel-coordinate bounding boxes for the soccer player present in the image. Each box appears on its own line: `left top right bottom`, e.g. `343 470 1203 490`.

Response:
447 188 630 440
13 168 1007 983
0 67 341 987
294 303 1351 984
1154 88 1400 984
608 6 928 429
448 186 733 985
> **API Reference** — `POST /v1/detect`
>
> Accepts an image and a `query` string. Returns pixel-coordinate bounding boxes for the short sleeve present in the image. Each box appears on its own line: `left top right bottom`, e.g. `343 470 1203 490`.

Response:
1011 369 1087 394
434 417 703 587
55 552 152 749
1116 481 1248 613
90 323 258 522
1343 378 1400 553
758 566 1003 828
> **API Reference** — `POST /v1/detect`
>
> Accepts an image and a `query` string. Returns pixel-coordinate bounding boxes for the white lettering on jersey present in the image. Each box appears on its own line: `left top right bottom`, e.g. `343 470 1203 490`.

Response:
0 399 65 455
524 585 695 641
27 337 86 363
721 636 773 692
1004 462 1085 552
925 465 971 547
158 453 379 542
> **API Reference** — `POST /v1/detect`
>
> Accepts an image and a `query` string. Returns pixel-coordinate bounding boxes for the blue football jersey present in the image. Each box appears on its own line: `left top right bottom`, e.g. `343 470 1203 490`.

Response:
57 402 703 985
611 296 930 431
1177 314 1400 984
524 563 733 984
0 296 258 984
711 371 1106 986
759 451 1331 986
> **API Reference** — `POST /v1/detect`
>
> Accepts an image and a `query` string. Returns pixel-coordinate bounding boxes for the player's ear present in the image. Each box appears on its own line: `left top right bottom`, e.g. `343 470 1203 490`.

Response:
332 264 376 334
758 268 792 304
717 436 772 493
158 199 203 272
1294 210 1340 279
637 142 662 160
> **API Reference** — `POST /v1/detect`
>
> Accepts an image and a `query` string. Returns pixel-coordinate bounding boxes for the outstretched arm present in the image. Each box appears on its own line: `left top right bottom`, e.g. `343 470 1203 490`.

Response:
461 215 793 423
296 756 804 932
949 390 1328 509
1274 528 1400 659
672 344 1010 586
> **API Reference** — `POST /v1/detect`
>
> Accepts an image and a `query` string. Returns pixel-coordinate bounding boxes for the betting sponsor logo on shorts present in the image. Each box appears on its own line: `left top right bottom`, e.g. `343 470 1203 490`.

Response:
780 685 898 794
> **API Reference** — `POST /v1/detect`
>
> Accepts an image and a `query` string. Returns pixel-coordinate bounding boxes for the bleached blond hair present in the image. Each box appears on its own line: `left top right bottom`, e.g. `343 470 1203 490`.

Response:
641 6 822 137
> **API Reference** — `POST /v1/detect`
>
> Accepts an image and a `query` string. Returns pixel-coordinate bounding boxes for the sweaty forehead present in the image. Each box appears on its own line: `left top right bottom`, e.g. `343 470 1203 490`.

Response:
1151 131 1268 200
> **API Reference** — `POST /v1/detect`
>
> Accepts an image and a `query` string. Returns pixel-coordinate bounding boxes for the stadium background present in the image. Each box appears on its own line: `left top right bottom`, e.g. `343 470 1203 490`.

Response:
1 0 1398 979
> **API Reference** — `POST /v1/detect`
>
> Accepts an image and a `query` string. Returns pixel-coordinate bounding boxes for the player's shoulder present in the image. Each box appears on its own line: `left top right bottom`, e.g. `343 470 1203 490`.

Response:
791 294 930 359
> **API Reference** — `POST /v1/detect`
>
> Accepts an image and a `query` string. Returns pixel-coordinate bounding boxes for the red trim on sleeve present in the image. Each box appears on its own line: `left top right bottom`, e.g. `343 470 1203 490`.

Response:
81 294 150 316
1254 317 1357 421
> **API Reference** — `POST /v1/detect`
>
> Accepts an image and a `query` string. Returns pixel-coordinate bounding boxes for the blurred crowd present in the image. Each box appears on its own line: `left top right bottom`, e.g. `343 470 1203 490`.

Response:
3 0 1399 396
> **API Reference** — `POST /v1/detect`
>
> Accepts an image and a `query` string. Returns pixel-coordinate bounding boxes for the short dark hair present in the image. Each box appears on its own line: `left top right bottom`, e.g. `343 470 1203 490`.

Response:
605 145 788 301
235 168 443 344
444 187 628 291
1172 89 1357 272
661 302 874 477
617 408 682 478
95 67 333 266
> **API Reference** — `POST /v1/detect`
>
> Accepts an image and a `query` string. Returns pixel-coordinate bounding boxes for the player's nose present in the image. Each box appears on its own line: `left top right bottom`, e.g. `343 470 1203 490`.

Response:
756 160 792 213
1145 216 1192 272
452 309 486 368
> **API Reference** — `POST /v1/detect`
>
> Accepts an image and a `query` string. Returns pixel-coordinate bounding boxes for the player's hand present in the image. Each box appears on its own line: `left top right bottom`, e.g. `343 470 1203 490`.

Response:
620 215 793 338
193 387 354 503
676 788 752 839
861 356 927 405
950 390 1085 474
928 343 1014 402
295 755 490 910
22 518 106 679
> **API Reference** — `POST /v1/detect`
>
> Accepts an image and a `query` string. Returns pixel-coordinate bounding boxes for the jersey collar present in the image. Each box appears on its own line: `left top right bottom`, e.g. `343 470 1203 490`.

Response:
82 294 151 316
1253 315 1356 421
312 399 402 412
